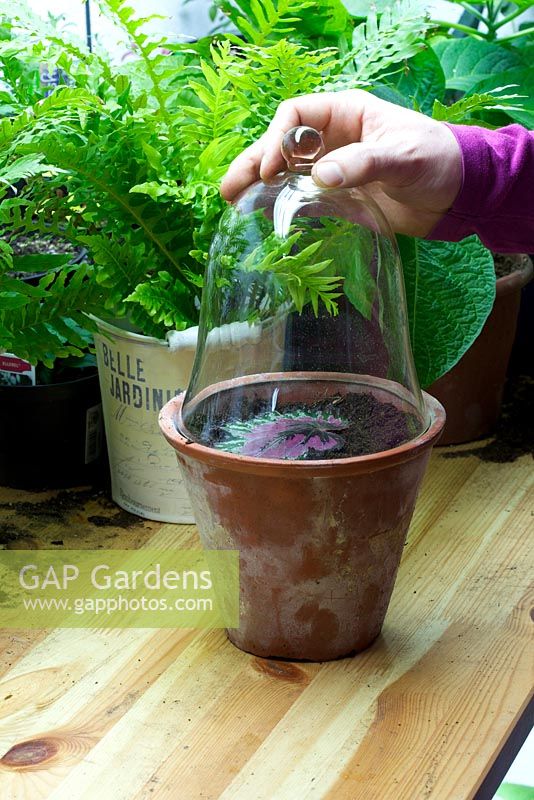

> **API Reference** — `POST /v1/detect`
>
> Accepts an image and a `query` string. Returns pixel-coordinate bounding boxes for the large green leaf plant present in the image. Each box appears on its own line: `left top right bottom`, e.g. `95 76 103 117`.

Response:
0 0 530 384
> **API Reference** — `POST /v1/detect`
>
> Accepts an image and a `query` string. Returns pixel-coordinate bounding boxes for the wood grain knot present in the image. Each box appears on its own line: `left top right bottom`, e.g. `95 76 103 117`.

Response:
252 658 308 683
0 738 57 768
0 731 96 773
530 607 534 623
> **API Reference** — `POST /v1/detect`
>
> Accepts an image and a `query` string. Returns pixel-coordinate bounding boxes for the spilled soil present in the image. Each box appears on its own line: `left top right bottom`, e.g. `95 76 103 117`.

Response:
0 487 146 549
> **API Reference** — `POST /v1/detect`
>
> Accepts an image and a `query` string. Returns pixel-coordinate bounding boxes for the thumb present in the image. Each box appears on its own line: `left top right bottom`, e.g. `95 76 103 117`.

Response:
312 142 404 190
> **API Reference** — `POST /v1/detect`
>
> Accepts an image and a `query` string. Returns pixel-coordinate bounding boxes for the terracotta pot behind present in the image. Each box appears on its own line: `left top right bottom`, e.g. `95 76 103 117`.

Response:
159 384 445 661
429 255 533 446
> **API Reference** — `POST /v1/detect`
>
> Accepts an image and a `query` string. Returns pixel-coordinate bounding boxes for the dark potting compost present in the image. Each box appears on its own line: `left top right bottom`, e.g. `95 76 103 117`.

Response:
4 233 86 280
186 385 421 460
493 252 529 279
10 233 76 257
0 486 145 550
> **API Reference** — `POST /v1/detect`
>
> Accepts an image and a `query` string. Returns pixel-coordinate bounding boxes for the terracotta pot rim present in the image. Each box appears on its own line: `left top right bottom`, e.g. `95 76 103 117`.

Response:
495 254 533 297
159 389 445 478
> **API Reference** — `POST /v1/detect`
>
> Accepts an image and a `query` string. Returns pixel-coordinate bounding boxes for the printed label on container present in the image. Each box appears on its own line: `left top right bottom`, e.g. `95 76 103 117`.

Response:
93 331 197 522
0 353 36 386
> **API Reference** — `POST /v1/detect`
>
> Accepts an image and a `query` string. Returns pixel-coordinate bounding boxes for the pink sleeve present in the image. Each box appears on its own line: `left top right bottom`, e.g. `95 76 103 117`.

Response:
427 123 534 253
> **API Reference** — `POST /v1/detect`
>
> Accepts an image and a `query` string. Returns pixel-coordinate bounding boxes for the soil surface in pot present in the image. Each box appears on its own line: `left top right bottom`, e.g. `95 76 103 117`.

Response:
3 233 83 279
493 252 528 278
10 234 76 257
186 382 422 460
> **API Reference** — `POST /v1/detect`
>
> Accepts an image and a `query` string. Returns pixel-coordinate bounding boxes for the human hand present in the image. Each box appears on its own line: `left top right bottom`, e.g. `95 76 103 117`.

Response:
220 90 463 238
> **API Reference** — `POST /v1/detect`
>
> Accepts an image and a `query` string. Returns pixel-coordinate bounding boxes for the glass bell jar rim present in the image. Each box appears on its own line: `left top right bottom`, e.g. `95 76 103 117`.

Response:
172 383 443 472
179 367 431 466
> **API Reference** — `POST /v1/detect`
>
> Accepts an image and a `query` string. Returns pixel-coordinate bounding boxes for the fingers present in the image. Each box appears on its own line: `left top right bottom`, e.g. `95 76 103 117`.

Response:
258 94 337 180
220 138 266 201
220 98 310 200
311 142 405 190
221 91 364 201
221 90 375 200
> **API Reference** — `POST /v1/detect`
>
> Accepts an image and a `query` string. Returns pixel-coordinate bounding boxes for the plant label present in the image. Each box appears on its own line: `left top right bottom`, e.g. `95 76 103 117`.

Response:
0 353 36 386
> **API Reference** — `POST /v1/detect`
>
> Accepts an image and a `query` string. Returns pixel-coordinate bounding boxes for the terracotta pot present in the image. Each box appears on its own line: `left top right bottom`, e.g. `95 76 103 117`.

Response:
159 376 445 661
429 255 533 445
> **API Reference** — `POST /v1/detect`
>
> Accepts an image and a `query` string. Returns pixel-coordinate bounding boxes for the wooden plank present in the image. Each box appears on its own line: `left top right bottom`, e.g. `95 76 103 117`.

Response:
0 632 48 681
44 632 315 800
0 628 198 799
0 449 532 800
129 656 318 800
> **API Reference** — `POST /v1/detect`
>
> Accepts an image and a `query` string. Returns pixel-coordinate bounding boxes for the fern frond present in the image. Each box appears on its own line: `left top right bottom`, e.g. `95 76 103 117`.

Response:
0 87 102 149
213 39 336 127
0 154 63 197
184 50 250 145
240 232 343 315
0 0 112 84
214 0 351 47
0 240 13 275
342 0 429 86
432 86 526 123
77 234 150 309
0 263 107 367
125 271 198 331
214 0 315 45
95 0 173 123
16 133 193 284
0 196 80 242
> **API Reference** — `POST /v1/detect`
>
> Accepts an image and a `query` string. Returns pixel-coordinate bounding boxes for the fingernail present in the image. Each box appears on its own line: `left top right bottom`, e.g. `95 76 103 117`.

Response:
312 161 344 187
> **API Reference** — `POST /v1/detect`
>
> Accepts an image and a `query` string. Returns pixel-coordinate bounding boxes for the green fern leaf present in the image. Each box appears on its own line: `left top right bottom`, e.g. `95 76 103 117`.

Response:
0 154 64 197
240 232 343 315
125 271 197 330
0 87 102 149
342 0 429 86
0 263 107 366
0 240 13 275
77 234 149 308
432 87 526 123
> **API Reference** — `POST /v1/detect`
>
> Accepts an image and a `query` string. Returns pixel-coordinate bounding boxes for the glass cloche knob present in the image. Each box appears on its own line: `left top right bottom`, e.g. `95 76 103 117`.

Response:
281 126 325 173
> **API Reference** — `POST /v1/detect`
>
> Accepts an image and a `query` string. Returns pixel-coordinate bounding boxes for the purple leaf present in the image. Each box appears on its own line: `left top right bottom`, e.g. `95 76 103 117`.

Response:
218 410 350 460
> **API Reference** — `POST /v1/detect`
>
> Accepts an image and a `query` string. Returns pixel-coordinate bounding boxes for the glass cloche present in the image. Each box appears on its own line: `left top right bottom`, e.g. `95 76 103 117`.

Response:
179 127 427 461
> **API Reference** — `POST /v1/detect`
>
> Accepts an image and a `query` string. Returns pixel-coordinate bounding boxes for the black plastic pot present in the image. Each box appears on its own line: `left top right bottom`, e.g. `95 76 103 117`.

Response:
0 370 106 489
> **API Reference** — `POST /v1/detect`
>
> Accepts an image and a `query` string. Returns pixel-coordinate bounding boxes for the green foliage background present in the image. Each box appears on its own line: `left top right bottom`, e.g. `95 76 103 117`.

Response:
0 0 532 383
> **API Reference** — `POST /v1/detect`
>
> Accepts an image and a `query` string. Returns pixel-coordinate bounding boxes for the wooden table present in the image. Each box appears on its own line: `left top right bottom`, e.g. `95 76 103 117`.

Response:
0 445 532 800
